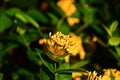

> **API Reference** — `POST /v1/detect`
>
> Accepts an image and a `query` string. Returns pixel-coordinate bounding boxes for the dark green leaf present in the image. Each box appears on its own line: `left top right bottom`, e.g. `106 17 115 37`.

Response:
59 23 70 35
35 48 55 73
40 66 53 80
27 9 49 24
17 68 34 80
27 50 40 65
56 69 86 74
5 8 21 17
55 73 72 80
84 8 96 24
49 2 65 16
71 11 81 17
56 63 72 80
0 14 12 33
47 12 59 25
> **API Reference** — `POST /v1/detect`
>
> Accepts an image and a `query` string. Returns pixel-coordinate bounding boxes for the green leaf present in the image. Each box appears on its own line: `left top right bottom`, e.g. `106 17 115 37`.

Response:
15 12 28 23
0 73 3 80
84 7 96 24
56 63 72 80
17 68 34 80
40 66 53 80
110 70 115 80
57 63 70 71
109 21 118 35
56 69 86 74
27 50 40 65
49 2 65 16
15 12 40 28
70 60 89 69
59 23 70 35
35 49 55 73
55 73 72 80
108 37 120 46
71 11 81 17
0 14 12 33
115 46 120 57
24 13 40 28
47 12 59 25
27 9 49 24
5 8 21 17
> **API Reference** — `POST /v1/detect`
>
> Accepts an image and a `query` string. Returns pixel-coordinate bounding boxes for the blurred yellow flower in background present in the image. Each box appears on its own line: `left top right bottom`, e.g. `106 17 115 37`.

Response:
57 0 80 26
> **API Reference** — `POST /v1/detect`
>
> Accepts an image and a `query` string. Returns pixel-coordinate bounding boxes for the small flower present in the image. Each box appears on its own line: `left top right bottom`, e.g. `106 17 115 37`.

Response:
39 32 76 58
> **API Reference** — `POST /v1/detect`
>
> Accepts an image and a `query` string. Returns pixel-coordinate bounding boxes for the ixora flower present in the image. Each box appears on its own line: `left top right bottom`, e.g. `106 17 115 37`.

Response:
87 69 120 80
39 32 76 61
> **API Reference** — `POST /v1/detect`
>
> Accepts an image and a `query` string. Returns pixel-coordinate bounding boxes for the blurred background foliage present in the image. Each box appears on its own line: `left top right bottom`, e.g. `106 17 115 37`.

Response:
0 0 120 80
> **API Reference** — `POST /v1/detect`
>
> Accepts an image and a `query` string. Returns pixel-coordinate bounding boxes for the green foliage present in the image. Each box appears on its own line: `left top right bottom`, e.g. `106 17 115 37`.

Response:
0 73 3 80
0 14 12 33
0 0 120 80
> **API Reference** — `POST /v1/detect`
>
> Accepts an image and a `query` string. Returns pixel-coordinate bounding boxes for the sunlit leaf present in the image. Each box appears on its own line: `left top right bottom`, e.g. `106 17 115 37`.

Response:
109 21 118 35
15 12 28 23
70 60 89 69
108 37 120 46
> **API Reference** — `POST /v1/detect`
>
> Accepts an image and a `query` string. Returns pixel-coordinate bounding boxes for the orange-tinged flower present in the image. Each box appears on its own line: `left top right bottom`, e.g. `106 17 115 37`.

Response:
57 0 80 26
65 32 86 62
39 32 76 57
67 17 80 26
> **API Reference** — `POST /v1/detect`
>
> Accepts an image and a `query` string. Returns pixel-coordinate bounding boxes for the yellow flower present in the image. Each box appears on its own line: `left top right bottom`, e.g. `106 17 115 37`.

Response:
65 32 86 62
57 0 80 26
39 32 76 57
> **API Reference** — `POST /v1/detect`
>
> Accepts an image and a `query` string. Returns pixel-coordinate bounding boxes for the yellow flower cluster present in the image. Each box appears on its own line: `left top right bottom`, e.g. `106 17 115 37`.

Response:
39 32 86 61
72 69 120 80
40 32 76 56
87 69 120 80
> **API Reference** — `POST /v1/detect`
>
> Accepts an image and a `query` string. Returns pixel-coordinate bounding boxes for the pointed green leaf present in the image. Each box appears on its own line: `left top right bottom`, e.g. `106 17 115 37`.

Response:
35 49 55 73
110 70 115 80
115 46 120 57
70 60 89 69
109 21 118 35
